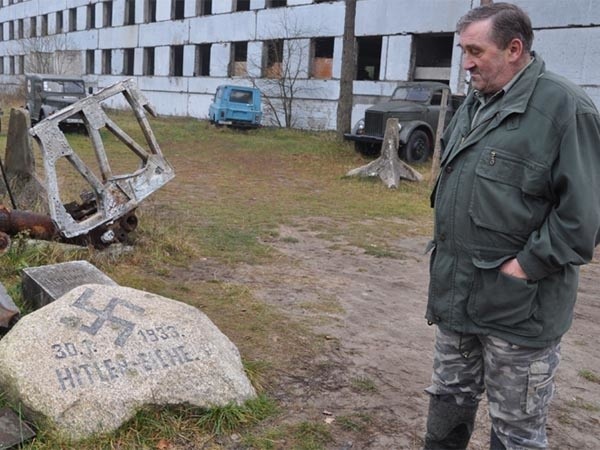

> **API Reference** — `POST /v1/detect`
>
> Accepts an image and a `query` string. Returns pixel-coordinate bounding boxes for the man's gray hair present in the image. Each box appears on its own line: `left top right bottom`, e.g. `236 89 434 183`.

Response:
457 2 534 52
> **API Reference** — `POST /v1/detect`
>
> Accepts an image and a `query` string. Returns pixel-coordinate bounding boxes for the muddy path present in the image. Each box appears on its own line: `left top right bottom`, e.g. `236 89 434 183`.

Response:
213 222 600 449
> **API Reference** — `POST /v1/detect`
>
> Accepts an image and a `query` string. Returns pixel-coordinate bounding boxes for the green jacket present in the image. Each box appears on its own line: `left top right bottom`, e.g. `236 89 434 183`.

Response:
427 55 600 347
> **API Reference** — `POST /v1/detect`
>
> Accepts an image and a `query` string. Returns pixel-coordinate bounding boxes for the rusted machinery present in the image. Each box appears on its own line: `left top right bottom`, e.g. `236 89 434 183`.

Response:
0 79 174 250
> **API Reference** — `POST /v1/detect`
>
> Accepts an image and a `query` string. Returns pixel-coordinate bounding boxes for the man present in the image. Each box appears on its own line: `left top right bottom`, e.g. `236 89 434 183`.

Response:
424 3 600 450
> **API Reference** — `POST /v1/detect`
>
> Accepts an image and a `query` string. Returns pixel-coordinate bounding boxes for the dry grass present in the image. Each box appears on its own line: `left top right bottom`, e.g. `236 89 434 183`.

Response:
0 110 434 449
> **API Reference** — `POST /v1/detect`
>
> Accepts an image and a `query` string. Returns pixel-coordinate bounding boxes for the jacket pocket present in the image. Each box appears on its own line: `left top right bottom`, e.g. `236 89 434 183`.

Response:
469 148 550 235
467 256 543 337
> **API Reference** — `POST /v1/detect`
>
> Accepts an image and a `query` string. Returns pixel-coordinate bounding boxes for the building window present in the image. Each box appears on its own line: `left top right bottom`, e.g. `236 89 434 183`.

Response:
125 0 136 25
412 33 454 83
234 0 251 11
264 39 283 78
8 20 14 40
41 14 48 36
0 57 3 75
143 47 155 75
18 18 23 39
230 41 247 77
56 11 63 34
18 54 24 74
30 16 37 37
86 50 95 74
170 45 184 76
9 56 14 75
195 44 211 76
172 0 184 20
311 37 334 79
196 0 212 16
0 24 3 42
145 0 157 23
102 49 112 74
103 1 113 27
123 48 135 75
356 36 382 80
68 8 77 32
266 0 287 7
87 4 96 29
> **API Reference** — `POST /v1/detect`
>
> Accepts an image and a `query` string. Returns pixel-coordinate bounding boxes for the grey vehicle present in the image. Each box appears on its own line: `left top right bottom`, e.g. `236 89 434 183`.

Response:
344 81 464 163
25 74 89 125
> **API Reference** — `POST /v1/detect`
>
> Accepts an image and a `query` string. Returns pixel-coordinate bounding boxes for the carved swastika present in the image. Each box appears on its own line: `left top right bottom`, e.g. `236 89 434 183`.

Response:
71 287 145 347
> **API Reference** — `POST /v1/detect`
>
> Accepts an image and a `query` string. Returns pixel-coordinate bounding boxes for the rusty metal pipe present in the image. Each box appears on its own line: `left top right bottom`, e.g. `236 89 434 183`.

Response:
0 205 59 242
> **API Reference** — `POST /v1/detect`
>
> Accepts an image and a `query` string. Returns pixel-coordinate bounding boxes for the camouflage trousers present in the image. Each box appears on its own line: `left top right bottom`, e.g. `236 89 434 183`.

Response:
425 326 561 450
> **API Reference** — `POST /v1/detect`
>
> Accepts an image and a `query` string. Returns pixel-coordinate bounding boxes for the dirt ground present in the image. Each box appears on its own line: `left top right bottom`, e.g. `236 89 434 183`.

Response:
211 220 600 449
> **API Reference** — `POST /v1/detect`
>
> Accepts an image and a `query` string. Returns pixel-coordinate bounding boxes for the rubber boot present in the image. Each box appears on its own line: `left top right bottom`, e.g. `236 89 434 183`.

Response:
490 426 507 450
423 395 478 450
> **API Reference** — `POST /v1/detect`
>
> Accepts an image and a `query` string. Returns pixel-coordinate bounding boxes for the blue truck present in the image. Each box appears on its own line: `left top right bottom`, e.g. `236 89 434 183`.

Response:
208 85 262 128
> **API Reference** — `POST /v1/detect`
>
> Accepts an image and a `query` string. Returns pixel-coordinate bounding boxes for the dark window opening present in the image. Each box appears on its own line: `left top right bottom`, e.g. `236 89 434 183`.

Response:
125 0 136 25
412 33 454 82
86 49 95 74
87 4 96 29
172 0 185 19
41 14 48 36
196 44 211 76
143 47 155 75
18 19 23 38
8 20 13 39
102 49 112 75
266 0 287 7
197 0 212 16
235 0 251 11
311 37 334 79
170 45 184 76
230 41 248 76
103 1 113 27
264 39 283 78
68 8 76 32
123 48 135 75
356 36 381 80
30 17 37 37
56 11 63 34
145 0 157 22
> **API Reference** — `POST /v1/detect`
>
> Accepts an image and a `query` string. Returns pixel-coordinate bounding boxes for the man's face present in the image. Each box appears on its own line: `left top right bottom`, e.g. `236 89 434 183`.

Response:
459 19 515 94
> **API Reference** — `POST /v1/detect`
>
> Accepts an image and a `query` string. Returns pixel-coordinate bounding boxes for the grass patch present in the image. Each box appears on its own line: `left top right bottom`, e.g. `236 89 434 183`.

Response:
578 369 600 384
195 395 278 435
351 376 378 393
0 113 433 448
337 413 373 432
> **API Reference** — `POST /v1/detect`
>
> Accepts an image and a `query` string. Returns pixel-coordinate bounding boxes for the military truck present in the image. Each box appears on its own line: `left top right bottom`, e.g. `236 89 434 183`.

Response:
344 81 464 163
25 74 89 125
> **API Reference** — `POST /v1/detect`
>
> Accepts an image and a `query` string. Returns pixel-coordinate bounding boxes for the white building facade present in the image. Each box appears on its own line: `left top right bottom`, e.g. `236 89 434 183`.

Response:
0 0 599 129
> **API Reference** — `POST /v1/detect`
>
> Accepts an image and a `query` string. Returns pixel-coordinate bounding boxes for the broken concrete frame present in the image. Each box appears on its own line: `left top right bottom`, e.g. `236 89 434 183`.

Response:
28 79 174 239
26 79 175 245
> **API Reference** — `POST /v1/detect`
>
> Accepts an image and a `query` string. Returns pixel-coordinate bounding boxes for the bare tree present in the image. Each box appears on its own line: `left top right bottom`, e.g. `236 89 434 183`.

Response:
17 35 81 74
246 12 320 128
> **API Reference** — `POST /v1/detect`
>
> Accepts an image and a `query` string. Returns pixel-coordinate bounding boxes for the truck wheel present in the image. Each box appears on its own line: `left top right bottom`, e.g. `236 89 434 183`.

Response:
354 141 379 156
402 130 431 163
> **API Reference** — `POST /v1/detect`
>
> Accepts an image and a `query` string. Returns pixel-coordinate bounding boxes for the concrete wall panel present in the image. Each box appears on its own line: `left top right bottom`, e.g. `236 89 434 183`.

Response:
187 93 214 118
138 21 188 47
356 0 471 36
256 3 344 40
515 0 600 28
98 25 139 49
189 13 256 44
384 35 412 81
534 28 600 85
